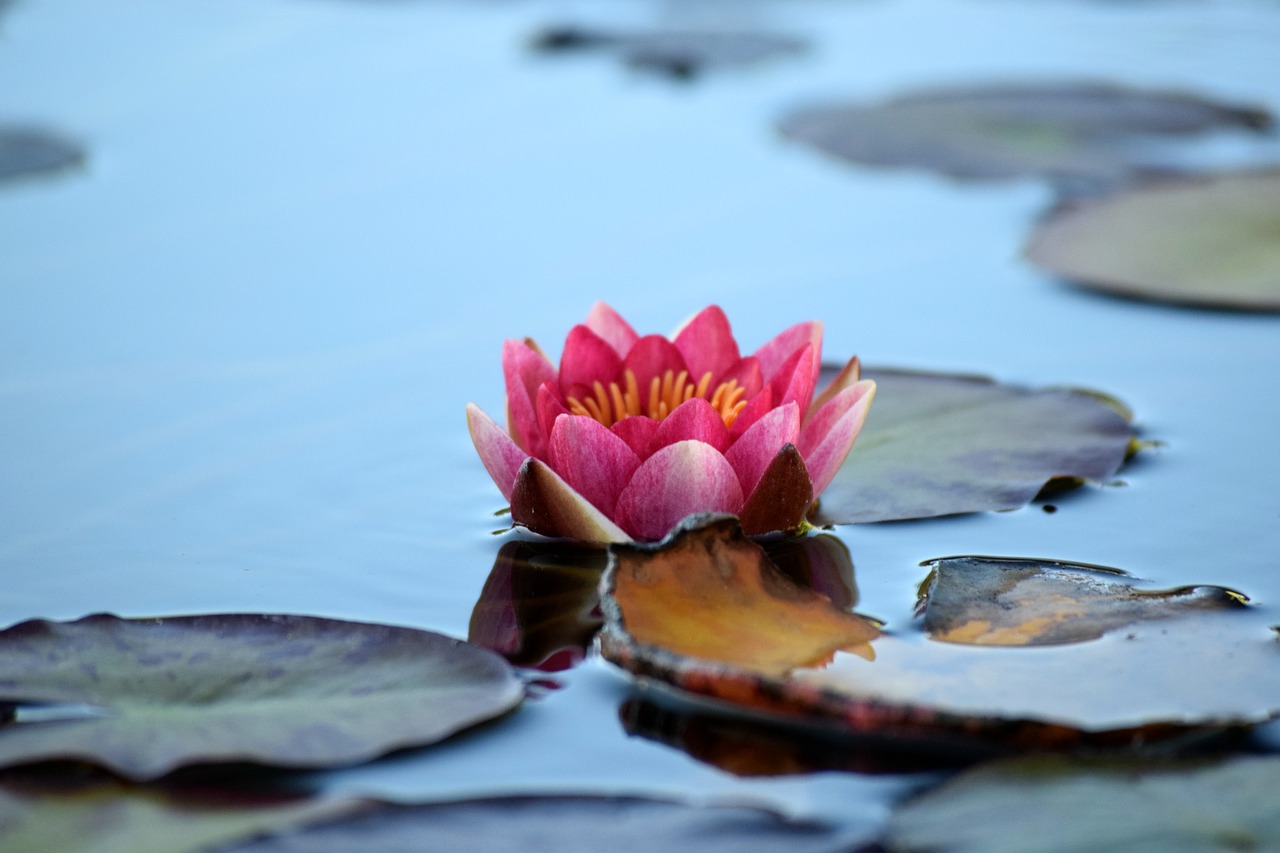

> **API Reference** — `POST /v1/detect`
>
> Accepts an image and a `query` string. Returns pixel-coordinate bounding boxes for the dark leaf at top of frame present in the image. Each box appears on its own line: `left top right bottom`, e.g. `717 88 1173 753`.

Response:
0 613 524 780
0 126 85 183
779 82 1271 184
918 555 1249 646
812 366 1136 525
532 26 806 80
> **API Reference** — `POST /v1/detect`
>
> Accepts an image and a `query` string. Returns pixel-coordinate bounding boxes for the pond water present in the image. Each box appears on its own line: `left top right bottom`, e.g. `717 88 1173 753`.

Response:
2 0 1279 846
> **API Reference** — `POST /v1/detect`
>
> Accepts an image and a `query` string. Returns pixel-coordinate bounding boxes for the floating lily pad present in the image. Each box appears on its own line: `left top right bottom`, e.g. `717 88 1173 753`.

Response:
886 755 1280 853
0 773 360 853
220 795 846 852
813 367 1136 525
779 82 1271 184
0 613 524 780
0 126 85 183
1024 168 1280 312
919 556 1249 646
600 518 1280 750
532 26 805 79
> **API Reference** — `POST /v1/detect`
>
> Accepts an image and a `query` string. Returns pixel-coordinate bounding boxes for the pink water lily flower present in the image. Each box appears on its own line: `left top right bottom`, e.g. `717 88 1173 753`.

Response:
466 303 875 543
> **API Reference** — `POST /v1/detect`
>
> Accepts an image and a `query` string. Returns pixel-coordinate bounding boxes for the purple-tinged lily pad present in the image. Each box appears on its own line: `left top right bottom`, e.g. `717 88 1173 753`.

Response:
812 367 1136 525
887 755 1280 853
532 26 806 79
0 126 85 183
219 794 846 852
779 82 1270 184
1024 168 1280 312
0 613 524 780
919 556 1248 646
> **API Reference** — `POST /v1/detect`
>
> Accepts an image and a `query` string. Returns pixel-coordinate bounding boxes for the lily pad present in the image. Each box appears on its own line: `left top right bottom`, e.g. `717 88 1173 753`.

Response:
220 795 846 852
600 518 1280 750
919 556 1249 646
0 126 85 183
532 26 805 79
779 82 1271 184
1024 168 1280 312
0 613 524 780
812 367 1136 525
886 755 1280 853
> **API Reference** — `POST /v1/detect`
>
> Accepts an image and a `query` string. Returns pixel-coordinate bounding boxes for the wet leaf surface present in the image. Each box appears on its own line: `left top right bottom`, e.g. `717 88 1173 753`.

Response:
0 126 84 183
532 26 806 79
219 794 848 852
919 556 1248 646
1024 168 1280 311
886 755 1280 853
601 520 1280 750
0 771 359 853
779 82 1271 184
0 614 524 780
813 367 1135 525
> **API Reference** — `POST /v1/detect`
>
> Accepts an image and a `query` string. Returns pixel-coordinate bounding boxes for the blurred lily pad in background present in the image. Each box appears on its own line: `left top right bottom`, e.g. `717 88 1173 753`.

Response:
0 126 84 183
531 26 806 80
779 82 1272 185
1024 168 1280 312
0 614 523 780
813 367 1136 525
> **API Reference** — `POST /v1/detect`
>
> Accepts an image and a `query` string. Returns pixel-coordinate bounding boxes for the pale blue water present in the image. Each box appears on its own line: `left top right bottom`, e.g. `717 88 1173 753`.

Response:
2 0 1279 843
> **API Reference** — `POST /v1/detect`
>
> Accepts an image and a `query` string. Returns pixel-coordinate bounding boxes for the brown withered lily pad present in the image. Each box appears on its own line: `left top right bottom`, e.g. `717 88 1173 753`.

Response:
778 82 1271 184
918 556 1249 646
813 367 1136 525
532 26 806 79
600 519 1280 750
1024 168 1280 312
220 794 846 852
886 755 1280 853
0 613 524 780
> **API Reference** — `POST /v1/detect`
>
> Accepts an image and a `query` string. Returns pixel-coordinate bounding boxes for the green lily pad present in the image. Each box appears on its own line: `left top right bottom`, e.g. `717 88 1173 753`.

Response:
0 127 85 183
779 82 1270 183
0 613 524 780
813 367 1136 525
531 26 806 79
886 755 1280 853
220 795 846 852
919 556 1249 646
600 518 1280 751
1024 168 1280 312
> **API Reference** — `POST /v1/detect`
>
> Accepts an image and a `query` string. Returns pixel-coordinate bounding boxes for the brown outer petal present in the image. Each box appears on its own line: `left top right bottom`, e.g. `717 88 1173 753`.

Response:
510 458 631 544
738 444 814 537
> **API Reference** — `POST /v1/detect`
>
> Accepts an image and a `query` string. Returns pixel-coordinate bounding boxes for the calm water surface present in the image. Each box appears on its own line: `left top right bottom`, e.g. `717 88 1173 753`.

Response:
2 0 1279 843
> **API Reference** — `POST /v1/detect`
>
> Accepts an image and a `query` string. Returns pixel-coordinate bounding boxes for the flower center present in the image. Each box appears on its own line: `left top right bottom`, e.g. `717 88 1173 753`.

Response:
567 368 747 429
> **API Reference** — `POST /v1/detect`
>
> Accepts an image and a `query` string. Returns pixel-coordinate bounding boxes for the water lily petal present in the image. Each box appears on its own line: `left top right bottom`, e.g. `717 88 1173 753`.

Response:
621 335 689 391
672 305 741 381
752 320 823 380
807 356 862 421
767 343 820 413
585 301 640 357
738 444 814 536
466 403 529 502
612 415 661 459
559 325 623 401
649 397 732 456
614 441 745 541
549 414 642 518
502 339 556 455
800 379 877 497
725 401 801 497
535 382 569 462
721 355 765 399
728 384 774 440
510 458 631 543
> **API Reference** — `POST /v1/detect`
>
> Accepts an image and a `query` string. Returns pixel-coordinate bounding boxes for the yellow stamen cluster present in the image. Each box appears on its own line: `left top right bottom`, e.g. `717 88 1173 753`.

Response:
567 368 747 428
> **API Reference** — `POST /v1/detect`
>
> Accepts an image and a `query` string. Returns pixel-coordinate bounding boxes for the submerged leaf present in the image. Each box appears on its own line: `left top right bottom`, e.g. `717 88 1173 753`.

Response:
1024 168 1280 311
0 614 524 780
919 556 1248 646
0 126 85 183
813 367 1135 525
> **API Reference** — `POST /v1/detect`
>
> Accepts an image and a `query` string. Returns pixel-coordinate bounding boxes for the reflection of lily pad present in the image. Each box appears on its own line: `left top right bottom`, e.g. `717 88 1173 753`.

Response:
1025 169 1280 312
919 556 1249 646
223 795 846 852
0 127 85 183
887 755 1280 853
813 367 1136 525
779 83 1271 183
532 26 805 79
0 614 523 780
600 519 1280 750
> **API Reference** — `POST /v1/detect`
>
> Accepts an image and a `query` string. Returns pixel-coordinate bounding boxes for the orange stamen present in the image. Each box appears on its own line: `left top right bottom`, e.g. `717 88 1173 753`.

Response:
566 368 750 428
